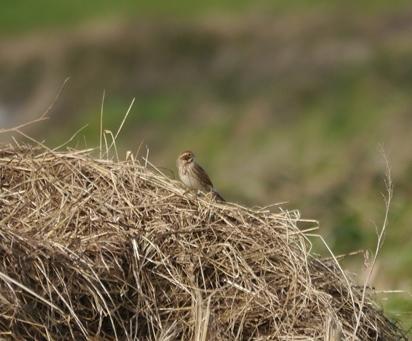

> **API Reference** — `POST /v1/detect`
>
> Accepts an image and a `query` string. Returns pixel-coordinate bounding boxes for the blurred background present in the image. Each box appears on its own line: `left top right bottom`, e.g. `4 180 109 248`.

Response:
1 0 411 332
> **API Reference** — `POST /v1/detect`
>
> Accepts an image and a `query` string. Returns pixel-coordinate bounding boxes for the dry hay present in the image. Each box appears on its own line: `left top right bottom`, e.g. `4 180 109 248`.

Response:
0 144 406 340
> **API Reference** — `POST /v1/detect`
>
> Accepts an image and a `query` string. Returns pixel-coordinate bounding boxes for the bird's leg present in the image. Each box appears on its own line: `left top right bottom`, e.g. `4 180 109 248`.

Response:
205 191 214 200
182 188 197 199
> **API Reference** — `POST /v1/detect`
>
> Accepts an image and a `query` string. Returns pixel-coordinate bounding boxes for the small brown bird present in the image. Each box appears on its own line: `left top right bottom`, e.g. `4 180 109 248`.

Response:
177 150 225 201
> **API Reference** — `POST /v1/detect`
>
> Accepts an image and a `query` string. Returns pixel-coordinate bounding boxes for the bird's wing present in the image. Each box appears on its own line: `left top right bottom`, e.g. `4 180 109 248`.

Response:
212 189 225 202
193 164 213 189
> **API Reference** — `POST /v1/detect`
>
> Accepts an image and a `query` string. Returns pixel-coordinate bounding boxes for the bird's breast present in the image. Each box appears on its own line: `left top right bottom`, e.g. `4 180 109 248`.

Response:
179 164 200 190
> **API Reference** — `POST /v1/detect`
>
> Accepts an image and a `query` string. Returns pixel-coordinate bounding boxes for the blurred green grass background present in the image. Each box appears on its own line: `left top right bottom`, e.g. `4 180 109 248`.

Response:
1 0 412 333
1 0 412 35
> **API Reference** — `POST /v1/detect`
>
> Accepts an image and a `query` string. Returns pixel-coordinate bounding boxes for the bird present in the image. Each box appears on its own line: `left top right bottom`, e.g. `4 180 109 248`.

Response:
176 150 225 202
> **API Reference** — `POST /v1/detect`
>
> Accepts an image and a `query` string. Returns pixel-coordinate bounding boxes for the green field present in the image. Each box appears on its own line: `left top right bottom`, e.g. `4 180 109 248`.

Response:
2 0 412 35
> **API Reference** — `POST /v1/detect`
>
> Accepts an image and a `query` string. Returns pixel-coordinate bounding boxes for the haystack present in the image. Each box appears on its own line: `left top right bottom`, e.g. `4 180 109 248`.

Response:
0 144 406 340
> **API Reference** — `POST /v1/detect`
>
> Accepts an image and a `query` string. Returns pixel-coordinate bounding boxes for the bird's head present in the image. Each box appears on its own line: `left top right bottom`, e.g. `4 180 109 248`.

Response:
178 150 195 165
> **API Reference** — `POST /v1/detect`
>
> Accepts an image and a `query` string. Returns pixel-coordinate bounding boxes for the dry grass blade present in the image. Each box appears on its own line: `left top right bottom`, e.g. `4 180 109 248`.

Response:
0 77 69 134
0 144 407 340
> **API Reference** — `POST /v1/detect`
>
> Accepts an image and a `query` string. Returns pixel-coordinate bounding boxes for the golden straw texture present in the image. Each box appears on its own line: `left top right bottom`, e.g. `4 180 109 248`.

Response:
0 145 406 340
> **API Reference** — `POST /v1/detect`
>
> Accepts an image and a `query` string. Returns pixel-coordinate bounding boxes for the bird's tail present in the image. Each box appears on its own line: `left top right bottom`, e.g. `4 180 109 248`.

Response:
212 189 225 202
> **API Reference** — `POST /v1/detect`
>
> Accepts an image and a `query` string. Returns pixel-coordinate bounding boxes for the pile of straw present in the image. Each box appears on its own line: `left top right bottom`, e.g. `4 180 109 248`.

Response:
0 144 406 340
